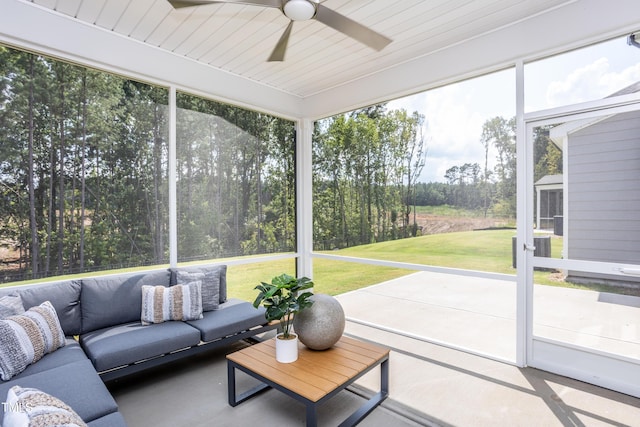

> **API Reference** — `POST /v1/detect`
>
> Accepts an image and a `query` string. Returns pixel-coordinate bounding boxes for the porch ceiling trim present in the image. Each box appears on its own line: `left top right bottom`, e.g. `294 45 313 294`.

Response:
303 0 640 119
2 0 640 120
1 0 303 119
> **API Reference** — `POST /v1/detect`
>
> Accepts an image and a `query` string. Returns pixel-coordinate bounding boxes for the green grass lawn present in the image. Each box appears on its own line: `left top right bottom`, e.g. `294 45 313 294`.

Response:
312 230 566 292
332 229 518 273
225 258 411 301
228 229 563 301
5 229 634 301
229 229 637 301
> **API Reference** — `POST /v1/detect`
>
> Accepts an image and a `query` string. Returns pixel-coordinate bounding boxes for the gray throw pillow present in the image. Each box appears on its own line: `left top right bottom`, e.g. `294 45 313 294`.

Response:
176 270 220 311
0 294 24 318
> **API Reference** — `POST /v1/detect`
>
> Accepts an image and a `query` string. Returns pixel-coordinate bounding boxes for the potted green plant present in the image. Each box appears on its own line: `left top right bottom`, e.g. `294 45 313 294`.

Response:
253 273 314 363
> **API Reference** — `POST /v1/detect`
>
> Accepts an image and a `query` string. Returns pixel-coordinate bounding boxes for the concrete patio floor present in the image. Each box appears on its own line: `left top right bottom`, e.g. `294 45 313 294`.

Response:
336 271 640 426
108 272 640 426
336 271 640 363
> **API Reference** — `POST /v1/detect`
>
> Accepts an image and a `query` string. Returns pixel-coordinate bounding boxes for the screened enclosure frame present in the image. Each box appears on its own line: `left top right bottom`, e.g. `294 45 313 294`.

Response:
521 91 640 398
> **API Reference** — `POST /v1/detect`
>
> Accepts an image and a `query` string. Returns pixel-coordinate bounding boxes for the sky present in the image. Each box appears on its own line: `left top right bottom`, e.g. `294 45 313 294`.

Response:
388 36 640 183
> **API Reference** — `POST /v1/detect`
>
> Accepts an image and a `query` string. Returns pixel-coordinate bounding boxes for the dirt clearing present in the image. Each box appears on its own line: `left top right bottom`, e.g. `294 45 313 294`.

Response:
415 213 513 235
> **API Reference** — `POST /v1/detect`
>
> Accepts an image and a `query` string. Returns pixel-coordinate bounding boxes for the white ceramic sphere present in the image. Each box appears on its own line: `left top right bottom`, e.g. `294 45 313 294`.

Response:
294 294 345 350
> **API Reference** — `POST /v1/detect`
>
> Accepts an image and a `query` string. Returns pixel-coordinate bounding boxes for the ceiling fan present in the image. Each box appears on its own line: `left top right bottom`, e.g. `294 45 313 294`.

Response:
168 0 392 61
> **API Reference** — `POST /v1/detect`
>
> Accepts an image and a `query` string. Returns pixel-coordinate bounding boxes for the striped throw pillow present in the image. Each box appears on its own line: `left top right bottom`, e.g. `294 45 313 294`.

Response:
141 281 203 325
0 301 66 381
3 386 87 427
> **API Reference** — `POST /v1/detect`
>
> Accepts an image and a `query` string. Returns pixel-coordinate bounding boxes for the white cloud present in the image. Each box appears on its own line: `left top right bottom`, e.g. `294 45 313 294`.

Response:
389 83 501 183
385 42 640 183
423 89 486 181
546 58 640 106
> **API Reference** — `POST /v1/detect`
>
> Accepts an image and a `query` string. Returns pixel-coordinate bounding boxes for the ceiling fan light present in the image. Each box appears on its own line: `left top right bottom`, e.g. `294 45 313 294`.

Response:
283 0 315 21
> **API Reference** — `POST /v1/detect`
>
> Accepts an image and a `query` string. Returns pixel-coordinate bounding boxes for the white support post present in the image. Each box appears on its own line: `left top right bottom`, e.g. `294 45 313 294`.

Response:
169 86 178 268
296 118 314 278
515 60 530 368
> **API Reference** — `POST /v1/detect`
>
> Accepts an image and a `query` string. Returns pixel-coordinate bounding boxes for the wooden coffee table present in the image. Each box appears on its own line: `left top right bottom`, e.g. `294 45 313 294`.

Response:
227 335 390 427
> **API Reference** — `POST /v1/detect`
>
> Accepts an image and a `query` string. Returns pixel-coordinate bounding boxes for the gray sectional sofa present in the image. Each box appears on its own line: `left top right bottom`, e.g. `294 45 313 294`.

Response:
0 265 274 426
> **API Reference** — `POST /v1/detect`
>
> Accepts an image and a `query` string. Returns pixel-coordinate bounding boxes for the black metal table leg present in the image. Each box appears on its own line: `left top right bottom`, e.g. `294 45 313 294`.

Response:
227 361 237 407
338 358 390 427
381 357 389 396
227 360 271 407
306 402 318 427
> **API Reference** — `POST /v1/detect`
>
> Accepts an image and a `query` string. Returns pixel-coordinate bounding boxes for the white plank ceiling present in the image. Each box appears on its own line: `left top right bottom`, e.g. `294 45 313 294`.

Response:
26 0 572 98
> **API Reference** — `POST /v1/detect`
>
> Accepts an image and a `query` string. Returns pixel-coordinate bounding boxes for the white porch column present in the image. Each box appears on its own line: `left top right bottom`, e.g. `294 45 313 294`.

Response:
515 60 530 368
296 118 314 278
169 86 178 268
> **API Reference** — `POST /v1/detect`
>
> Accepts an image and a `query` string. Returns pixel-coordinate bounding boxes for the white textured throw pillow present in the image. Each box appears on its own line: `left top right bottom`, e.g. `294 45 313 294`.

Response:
0 301 66 381
4 386 87 427
141 281 203 325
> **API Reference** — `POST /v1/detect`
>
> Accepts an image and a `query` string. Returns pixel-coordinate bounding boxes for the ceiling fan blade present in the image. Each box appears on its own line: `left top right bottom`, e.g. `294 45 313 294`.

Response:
315 4 391 51
268 21 294 62
168 0 281 9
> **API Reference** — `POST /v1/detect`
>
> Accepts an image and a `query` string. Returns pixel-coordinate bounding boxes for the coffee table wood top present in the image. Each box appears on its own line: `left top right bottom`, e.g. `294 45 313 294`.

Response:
226 335 389 403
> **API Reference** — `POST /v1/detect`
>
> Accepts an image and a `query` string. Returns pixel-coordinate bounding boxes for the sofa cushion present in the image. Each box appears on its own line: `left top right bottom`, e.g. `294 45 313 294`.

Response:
176 270 220 311
0 301 66 381
81 269 170 333
0 294 24 318
171 264 227 304
141 281 203 325
1 280 82 336
0 359 119 425
186 299 266 342
5 338 86 380
4 385 87 427
87 411 128 427
79 321 201 372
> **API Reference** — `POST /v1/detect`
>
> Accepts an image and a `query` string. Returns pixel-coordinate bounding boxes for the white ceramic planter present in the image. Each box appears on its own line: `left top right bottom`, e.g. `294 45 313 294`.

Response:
275 333 299 363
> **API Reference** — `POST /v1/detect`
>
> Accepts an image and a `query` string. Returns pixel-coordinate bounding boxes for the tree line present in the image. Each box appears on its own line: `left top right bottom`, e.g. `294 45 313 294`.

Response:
174 96 297 261
0 47 170 281
0 44 561 282
313 109 561 249
313 106 427 249
0 45 296 282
